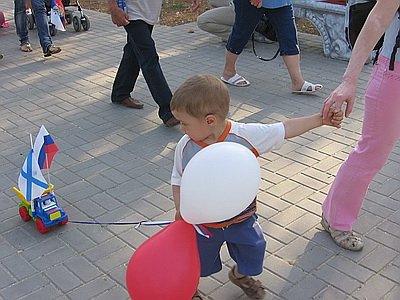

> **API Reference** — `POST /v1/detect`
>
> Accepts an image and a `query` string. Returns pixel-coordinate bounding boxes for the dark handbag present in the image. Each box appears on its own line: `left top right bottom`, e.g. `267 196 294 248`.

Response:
252 13 280 61
254 14 278 42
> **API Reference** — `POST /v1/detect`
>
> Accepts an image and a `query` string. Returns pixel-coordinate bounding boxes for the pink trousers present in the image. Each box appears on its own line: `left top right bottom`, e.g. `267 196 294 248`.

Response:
322 56 400 231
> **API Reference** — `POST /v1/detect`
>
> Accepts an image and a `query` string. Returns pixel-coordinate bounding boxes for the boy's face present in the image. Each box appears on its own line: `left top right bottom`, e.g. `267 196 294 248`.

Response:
172 110 212 142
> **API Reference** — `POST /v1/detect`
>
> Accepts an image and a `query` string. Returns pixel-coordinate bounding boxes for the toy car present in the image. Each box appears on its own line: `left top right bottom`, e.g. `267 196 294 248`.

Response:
13 184 68 234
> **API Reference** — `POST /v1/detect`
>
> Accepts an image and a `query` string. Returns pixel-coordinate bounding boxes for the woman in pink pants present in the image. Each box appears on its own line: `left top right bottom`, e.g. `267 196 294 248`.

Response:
321 0 400 251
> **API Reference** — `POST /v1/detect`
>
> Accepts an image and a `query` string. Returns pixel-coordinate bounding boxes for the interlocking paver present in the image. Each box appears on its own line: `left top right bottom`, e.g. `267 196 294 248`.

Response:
0 1 399 299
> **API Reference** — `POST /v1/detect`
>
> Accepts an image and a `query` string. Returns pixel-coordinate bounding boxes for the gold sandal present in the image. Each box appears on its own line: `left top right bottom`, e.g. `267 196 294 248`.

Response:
228 266 266 299
321 214 364 251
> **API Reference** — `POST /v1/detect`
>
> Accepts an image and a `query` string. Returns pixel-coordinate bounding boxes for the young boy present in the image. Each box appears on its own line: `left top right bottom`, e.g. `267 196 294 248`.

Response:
170 74 343 300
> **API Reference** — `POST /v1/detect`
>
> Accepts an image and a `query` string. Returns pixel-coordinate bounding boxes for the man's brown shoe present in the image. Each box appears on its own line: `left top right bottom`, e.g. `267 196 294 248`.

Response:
165 116 180 127
116 97 144 109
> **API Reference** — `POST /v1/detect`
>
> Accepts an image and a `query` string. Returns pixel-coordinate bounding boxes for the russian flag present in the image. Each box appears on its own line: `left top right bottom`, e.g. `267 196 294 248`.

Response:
33 125 59 169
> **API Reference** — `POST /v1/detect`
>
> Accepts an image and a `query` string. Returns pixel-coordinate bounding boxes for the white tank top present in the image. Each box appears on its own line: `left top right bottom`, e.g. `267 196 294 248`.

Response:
381 13 400 62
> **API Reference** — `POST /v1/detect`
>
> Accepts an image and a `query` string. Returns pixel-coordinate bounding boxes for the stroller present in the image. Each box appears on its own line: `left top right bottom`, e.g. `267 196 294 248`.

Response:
27 0 90 36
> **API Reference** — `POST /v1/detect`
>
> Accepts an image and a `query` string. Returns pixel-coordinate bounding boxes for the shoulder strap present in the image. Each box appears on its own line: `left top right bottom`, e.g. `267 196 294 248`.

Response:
388 7 400 70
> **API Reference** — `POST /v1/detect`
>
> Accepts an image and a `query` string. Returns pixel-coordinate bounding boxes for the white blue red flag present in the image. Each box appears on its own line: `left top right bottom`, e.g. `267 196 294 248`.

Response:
18 149 49 202
50 0 66 31
33 125 59 169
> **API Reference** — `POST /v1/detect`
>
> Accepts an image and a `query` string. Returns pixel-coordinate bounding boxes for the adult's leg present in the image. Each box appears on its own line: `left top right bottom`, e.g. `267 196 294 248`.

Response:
222 0 265 81
197 6 234 42
31 0 53 52
14 0 30 44
123 21 173 123
266 5 307 91
111 34 140 103
322 57 400 232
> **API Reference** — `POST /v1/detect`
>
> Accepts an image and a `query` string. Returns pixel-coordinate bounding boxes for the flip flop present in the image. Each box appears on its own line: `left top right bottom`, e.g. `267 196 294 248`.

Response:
292 81 323 94
220 73 250 87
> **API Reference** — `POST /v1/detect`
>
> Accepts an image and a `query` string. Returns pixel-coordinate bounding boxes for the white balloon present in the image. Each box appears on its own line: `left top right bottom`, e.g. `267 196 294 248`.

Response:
180 142 260 224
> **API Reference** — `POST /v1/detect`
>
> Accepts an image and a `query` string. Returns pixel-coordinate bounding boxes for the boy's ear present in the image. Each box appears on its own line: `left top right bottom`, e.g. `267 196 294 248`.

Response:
205 114 217 125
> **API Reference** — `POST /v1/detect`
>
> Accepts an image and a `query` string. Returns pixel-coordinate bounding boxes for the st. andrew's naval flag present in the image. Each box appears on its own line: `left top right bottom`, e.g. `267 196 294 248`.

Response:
18 149 49 202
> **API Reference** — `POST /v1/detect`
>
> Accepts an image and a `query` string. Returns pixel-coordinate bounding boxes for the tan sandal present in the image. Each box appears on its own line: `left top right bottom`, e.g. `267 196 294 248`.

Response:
228 266 266 299
192 289 203 300
321 214 364 251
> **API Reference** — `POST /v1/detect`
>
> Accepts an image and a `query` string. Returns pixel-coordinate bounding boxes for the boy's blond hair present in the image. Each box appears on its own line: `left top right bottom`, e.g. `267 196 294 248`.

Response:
171 74 230 120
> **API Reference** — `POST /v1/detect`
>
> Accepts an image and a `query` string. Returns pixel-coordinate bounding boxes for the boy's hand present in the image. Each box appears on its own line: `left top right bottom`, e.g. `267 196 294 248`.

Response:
250 0 263 8
175 210 183 221
322 108 343 128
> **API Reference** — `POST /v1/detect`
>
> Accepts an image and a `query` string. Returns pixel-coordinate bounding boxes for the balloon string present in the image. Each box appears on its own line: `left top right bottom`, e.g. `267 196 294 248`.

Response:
69 220 172 227
69 220 210 238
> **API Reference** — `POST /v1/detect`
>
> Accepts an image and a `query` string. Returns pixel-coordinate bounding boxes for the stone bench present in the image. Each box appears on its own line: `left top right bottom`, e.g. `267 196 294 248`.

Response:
293 0 350 60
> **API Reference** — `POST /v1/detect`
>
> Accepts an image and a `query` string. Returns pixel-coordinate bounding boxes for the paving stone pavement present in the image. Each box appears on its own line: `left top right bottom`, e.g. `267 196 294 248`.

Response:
1 3 399 300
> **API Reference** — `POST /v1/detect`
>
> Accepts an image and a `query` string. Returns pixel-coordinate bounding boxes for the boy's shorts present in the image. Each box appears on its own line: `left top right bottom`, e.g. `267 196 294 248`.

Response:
227 1 299 56
196 214 266 277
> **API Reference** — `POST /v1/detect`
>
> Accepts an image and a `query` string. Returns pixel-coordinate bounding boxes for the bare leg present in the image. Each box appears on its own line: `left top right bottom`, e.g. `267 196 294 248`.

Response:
222 50 239 80
283 54 322 92
282 54 304 91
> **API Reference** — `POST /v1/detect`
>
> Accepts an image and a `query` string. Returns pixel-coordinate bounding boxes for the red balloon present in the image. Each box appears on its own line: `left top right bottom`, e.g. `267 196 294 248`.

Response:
126 220 200 300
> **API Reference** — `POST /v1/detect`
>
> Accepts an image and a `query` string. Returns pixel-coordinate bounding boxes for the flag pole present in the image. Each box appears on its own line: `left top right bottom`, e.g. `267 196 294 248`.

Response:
29 133 33 148
45 154 51 188
29 134 35 213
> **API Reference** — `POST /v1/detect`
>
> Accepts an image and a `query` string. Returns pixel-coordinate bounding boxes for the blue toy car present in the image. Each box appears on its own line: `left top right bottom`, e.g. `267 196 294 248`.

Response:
13 184 68 234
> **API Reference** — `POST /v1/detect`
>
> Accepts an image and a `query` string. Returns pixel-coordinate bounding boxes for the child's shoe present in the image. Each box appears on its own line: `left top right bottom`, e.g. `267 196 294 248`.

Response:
229 265 266 299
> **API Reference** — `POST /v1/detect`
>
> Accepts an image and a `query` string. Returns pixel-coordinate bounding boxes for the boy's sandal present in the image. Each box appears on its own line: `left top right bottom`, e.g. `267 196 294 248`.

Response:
192 290 203 300
228 266 266 299
321 214 364 251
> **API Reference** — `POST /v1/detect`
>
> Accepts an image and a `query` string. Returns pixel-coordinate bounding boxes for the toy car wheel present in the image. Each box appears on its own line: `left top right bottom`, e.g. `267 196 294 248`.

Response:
81 15 90 31
35 218 49 234
27 14 35 30
59 215 68 226
19 206 31 222
72 16 81 32
49 25 57 36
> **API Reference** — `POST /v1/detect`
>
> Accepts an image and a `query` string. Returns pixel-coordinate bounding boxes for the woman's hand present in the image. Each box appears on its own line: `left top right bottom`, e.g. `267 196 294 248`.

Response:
321 80 357 119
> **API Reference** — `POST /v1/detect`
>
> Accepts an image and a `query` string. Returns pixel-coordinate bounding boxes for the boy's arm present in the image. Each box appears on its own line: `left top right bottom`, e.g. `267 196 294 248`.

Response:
284 110 343 139
172 185 182 220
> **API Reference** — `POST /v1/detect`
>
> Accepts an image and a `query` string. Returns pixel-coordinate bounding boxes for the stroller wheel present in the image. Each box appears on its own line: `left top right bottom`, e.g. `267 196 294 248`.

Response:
49 24 57 36
81 15 90 31
72 16 81 32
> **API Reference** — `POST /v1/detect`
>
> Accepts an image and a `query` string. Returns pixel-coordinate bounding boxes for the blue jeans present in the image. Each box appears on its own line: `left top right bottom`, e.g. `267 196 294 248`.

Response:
14 0 29 44
228 0 298 56
31 0 53 52
111 20 173 123
15 0 53 52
